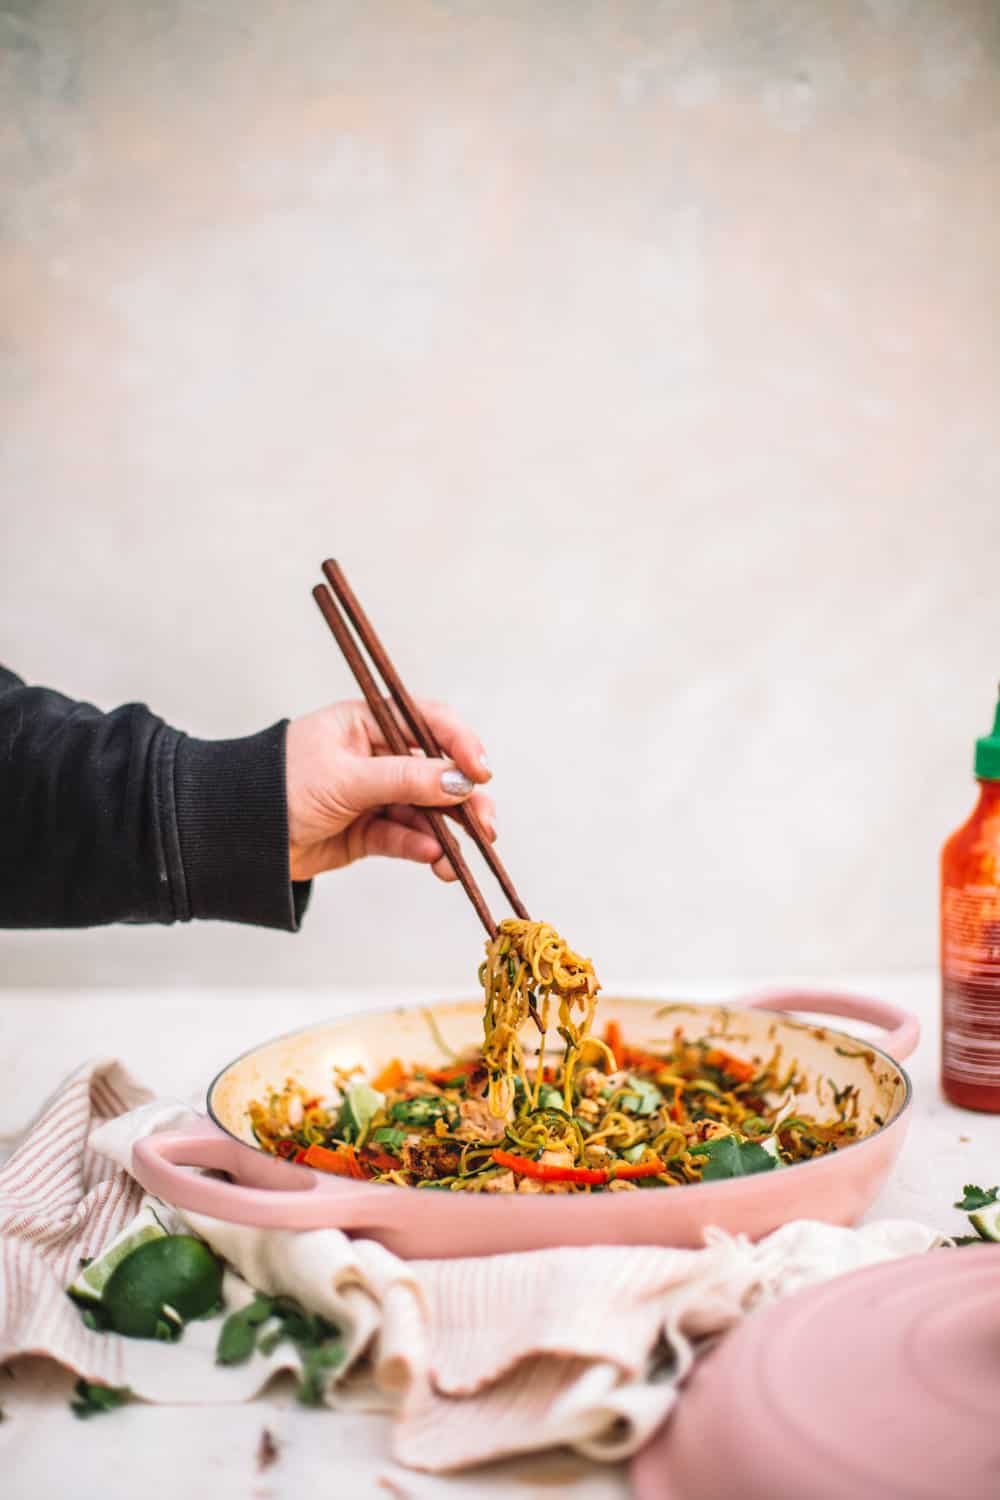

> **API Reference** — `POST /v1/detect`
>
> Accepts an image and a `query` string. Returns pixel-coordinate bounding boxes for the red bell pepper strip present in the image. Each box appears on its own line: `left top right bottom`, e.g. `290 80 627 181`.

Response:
492 1151 606 1184
613 1158 666 1180
703 1048 756 1084
492 1149 665 1185
300 1143 366 1179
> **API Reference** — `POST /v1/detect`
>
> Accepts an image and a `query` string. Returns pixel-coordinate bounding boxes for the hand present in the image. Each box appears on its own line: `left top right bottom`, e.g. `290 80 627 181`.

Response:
284 699 495 883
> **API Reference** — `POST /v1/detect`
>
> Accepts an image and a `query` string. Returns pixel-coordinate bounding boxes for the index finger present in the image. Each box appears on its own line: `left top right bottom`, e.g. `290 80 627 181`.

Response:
411 699 491 785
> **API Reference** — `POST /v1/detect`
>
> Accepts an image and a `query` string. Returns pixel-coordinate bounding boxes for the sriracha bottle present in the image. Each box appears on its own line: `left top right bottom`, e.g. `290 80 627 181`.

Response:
941 686 1000 1111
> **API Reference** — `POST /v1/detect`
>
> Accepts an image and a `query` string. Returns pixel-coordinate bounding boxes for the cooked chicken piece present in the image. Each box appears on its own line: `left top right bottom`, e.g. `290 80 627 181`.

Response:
454 1097 506 1143
484 1170 516 1193
401 1135 461 1179
464 1067 490 1100
575 1068 606 1099
575 1098 600 1122
608 1178 638 1192
583 1142 613 1163
286 1095 304 1128
517 1177 544 1194
533 1148 578 1193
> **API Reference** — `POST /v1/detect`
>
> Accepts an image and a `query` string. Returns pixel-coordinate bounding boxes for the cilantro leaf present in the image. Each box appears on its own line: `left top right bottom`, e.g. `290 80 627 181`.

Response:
216 1295 275 1366
215 1294 342 1405
954 1184 999 1212
70 1379 132 1419
370 1126 408 1153
298 1341 345 1406
690 1135 779 1181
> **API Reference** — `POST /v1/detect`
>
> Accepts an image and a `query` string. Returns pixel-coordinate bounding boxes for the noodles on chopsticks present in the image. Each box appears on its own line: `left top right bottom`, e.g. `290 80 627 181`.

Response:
478 919 601 1117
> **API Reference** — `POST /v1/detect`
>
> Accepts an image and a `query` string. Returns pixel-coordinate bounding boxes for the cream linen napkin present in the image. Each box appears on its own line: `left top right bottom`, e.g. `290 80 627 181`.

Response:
1 1060 942 1474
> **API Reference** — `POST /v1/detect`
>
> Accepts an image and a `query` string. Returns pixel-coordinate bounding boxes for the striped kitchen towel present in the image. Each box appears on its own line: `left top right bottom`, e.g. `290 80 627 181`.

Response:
0 1059 943 1473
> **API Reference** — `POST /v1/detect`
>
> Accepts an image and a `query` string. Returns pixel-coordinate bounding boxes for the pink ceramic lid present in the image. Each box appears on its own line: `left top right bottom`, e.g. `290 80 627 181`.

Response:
632 1248 1000 1500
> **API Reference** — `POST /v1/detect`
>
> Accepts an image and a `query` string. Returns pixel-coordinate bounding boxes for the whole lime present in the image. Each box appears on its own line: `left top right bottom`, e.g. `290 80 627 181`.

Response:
102 1235 223 1340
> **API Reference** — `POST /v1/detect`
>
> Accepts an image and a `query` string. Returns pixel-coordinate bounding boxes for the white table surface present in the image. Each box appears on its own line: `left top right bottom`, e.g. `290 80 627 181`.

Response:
3 972 998 1500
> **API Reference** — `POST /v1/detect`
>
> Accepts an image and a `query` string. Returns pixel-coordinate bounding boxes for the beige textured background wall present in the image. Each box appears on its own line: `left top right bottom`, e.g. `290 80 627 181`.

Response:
1 1 998 992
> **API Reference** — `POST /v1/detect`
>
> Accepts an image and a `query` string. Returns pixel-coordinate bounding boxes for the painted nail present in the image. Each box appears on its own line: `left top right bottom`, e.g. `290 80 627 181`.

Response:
440 768 474 798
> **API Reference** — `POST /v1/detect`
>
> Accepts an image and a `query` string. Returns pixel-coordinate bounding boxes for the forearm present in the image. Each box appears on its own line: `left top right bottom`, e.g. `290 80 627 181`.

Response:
0 666 309 930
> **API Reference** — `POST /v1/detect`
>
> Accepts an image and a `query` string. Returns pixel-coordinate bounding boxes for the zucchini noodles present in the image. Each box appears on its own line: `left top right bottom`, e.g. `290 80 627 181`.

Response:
479 919 601 1117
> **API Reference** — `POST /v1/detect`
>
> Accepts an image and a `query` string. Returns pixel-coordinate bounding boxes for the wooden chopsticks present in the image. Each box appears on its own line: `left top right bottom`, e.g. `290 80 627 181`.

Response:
311 560 531 946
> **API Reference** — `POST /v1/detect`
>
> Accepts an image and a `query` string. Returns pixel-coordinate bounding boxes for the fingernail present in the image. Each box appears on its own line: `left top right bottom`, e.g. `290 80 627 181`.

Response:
479 752 491 773
440 768 474 798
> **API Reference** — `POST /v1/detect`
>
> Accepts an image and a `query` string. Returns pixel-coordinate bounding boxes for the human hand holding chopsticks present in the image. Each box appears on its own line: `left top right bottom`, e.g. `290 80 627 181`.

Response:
285 698 495 883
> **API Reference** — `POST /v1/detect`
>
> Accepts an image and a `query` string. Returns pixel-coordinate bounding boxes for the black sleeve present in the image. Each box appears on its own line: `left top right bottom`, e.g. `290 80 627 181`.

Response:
0 665 311 931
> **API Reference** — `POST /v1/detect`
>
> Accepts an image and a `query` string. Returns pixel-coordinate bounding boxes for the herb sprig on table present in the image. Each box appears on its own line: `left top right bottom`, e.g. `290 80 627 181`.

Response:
216 1294 344 1405
70 1379 132 1419
954 1184 998 1212
952 1183 1000 1246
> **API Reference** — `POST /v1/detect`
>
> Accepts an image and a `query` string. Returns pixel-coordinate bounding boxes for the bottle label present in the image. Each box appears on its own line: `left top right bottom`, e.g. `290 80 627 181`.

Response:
942 884 1000 1083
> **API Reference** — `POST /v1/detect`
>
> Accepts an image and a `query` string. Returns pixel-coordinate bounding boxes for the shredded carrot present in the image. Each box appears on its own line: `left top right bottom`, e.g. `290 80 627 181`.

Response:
704 1048 755 1084
670 1084 685 1123
301 1143 366 1179
426 1059 481 1087
372 1058 405 1092
603 1019 625 1071
624 1046 673 1073
364 1149 402 1173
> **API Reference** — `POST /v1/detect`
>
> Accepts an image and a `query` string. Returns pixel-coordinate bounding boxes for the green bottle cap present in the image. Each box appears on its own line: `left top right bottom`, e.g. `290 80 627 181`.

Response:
974 684 1000 780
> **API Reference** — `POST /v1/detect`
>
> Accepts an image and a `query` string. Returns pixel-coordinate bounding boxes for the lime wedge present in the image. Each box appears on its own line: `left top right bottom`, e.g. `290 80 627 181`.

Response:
68 1207 167 1305
969 1202 1000 1243
102 1234 223 1339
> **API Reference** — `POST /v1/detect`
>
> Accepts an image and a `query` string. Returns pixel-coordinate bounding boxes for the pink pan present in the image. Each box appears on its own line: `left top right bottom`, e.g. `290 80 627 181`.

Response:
132 989 918 1259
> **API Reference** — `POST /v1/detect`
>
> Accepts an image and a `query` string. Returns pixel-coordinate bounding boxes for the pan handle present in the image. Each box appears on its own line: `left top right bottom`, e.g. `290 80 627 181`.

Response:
131 1121 394 1231
741 989 920 1062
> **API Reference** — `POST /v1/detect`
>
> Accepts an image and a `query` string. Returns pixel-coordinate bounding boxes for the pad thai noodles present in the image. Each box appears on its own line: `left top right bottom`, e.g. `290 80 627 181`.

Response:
249 921 864 1192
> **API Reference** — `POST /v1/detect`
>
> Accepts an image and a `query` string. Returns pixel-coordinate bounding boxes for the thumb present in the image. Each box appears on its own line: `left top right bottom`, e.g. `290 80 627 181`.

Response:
344 755 475 813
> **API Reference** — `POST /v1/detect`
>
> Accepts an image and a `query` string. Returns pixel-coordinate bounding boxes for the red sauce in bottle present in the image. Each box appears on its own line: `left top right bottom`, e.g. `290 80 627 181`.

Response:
941 690 1000 1111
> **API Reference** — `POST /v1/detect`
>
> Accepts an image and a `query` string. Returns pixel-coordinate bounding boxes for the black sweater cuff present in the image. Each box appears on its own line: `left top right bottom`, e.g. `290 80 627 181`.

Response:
171 720 311 931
